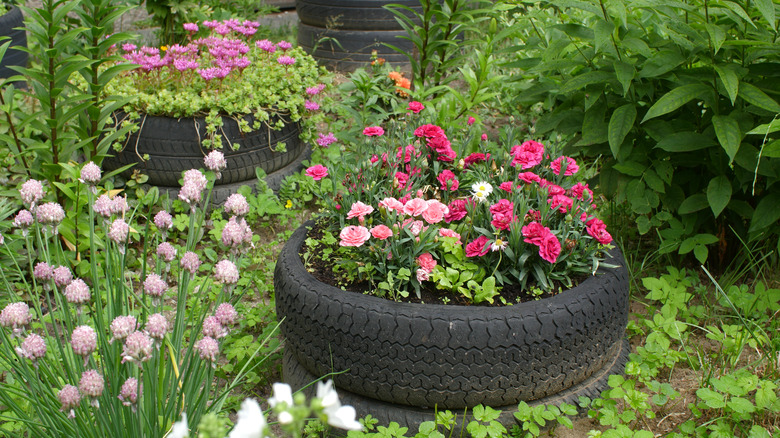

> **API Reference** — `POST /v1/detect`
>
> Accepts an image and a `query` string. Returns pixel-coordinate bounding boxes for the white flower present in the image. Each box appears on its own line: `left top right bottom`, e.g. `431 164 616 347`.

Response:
325 405 362 431
278 411 294 424
316 380 340 409
169 413 189 438
268 382 293 408
491 238 508 252
471 181 493 196
229 398 267 438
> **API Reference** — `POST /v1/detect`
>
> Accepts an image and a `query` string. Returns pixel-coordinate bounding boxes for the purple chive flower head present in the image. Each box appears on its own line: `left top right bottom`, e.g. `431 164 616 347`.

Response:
256 39 276 53
157 242 177 263
93 194 113 218
33 262 54 282
79 370 105 399
119 377 140 406
276 40 292 51
20 180 45 208
59 385 81 417
36 202 65 230
71 325 97 356
122 331 154 365
196 336 219 361
215 303 238 326
110 315 137 343
277 55 295 66
0 302 31 330
204 150 227 177
223 194 249 217
214 260 239 285
180 251 201 275
221 217 251 249
202 316 226 339
53 266 73 288
316 132 337 148
64 279 91 305
154 210 173 231
183 22 198 32
80 162 102 185
143 273 168 298
108 219 130 245
145 313 169 340
13 209 34 230
16 333 47 361
305 100 320 111
111 196 129 216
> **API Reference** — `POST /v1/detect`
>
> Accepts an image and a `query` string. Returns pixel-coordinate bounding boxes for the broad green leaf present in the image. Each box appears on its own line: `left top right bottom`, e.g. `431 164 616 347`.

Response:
608 104 636 158
714 64 739 105
712 115 742 163
746 122 780 135
705 23 727 54
714 1 757 27
761 139 780 157
643 169 666 193
612 161 646 176
559 71 615 94
749 192 780 233
593 19 615 54
613 61 635 96
696 387 726 408
693 245 708 263
655 132 715 152
679 193 709 214
754 0 776 30
748 425 772 438
642 84 710 123
638 50 685 78
637 215 651 234
739 82 780 113
707 176 732 217
727 397 756 414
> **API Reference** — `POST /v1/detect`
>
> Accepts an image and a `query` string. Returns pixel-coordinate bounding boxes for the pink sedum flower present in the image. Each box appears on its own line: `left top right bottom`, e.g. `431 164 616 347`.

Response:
316 132 337 148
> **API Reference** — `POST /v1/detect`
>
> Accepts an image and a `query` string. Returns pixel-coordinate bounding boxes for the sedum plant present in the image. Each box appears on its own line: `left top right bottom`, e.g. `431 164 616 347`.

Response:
0 154 266 437
102 19 326 149
502 0 780 264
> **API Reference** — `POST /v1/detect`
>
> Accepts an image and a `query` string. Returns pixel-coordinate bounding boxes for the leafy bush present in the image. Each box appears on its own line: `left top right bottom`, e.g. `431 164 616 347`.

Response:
504 0 780 264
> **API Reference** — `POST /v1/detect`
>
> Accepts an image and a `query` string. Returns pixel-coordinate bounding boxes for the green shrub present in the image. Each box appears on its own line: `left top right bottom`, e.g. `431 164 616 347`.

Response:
503 0 780 264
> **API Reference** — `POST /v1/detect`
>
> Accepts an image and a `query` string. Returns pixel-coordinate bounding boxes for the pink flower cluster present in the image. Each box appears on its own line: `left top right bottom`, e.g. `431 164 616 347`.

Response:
414 124 456 162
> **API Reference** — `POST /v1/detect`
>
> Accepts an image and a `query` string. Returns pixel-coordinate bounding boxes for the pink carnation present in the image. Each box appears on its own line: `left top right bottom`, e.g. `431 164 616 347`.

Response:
538 233 561 263
438 228 462 244
416 253 437 273
408 101 425 114
370 225 393 240
517 172 541 184
339 226 370 247
403 198 428 217
437 170 459 191
465 236 490 257
586 217 613 245
379 197 405 213
363 126 384 137
550 156 579 176
510 140 545 169
422 200 448 224
306 165 328 181
346 201 374 220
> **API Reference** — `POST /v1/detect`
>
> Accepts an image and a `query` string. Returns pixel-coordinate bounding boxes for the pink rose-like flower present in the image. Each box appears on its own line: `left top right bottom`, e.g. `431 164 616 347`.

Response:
416 253 437 273
379 197 404 213
401 218 425 236
339 226 370 247
586 217 613 245
548 194 574 213
570 182 593 201
521 221 549 246
538 232 561 264
540 180 566 196
437 170 459 191
490 199 514 217
464 153 489 168
422 200 448 224
550 156 579 176
481 133 488 141
467 116 476 126
408 101 425 114
416 268 429 282
511 140 545 169
465 235 491 257
403 198 428 217
346 201 374 220
363 126 384 137
444 199 468 223
499 182 513 192
306 164 328 181
491 212 514 231
517 172 541 184
370 225 393 240
413 124 445 139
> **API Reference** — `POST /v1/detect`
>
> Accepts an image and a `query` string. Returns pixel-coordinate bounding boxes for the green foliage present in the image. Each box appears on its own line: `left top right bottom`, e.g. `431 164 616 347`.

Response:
505 0 780 263
512 401 577 437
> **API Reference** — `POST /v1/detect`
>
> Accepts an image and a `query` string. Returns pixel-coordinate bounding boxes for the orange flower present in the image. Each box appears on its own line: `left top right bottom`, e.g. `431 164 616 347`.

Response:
397 77 411 90
388 71 403 82
372 57 386 66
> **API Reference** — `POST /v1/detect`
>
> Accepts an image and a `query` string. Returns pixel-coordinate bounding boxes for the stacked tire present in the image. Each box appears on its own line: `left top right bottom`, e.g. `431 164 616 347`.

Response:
0 7 28 83
103 113 308 205
296 0 421 71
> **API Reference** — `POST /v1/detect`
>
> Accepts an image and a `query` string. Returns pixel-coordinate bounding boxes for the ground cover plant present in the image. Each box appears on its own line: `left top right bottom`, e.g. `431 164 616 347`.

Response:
0 0 777 437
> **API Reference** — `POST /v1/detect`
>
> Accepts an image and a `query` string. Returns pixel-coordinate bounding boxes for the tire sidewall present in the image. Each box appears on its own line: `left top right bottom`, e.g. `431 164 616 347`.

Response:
275 220 631 409
0 6 28 80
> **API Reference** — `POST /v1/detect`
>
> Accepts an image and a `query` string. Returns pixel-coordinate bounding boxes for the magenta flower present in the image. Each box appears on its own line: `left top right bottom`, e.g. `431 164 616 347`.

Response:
306 164 328 181
277 55 296 65
305 100 320 111
183 22 199 32
316 132 337 148
119 377 140 407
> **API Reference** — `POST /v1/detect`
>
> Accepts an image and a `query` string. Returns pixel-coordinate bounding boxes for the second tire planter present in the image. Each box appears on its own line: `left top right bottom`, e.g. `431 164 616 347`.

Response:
296 0 421 71
103 112 308 202
275 220 631 431
0 6 28 81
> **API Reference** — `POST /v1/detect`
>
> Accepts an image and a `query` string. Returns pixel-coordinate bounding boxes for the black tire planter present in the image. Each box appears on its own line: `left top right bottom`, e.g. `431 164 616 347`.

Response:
274 221 631 429
297 23 413 72
284 341 630 433
0 6 28 81
103 112 306 188
297 0 422 31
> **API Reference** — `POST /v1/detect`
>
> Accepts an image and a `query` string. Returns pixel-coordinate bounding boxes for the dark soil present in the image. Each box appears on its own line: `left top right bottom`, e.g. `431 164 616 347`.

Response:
300 220 590 306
